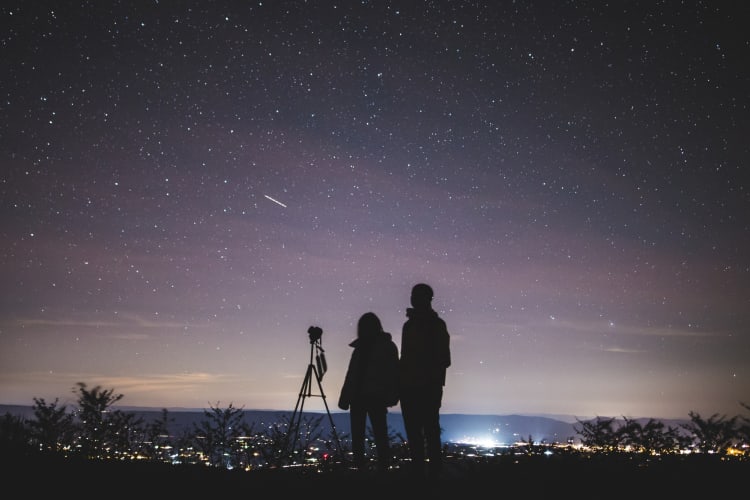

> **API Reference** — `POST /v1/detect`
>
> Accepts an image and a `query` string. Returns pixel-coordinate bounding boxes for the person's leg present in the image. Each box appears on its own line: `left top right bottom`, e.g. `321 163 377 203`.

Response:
401 393 426 477
368 407 391 472
350 406 367 470
424 411 442 477
424 387 444 478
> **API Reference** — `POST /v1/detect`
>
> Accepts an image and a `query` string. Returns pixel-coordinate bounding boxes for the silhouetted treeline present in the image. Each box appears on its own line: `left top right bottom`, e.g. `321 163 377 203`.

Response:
1 382 748 474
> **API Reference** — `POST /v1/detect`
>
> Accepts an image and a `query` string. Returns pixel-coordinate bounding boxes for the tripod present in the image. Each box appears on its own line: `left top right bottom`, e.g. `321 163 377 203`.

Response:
283 328 343 465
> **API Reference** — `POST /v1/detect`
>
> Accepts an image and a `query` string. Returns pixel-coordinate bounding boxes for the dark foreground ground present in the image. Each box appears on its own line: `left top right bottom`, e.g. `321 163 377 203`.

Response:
3 453 747 498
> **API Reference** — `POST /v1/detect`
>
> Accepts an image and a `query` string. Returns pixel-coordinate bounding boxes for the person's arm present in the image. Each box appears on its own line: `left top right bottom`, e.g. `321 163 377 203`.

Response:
338 354 355 410
443 332 451 369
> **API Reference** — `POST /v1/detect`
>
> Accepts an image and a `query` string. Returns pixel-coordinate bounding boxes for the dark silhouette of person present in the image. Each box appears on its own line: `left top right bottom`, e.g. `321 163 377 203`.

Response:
338 311 399 473
399 283 451 479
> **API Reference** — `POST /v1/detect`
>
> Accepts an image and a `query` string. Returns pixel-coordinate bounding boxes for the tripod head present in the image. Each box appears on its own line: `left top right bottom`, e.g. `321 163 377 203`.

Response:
307 325 323 344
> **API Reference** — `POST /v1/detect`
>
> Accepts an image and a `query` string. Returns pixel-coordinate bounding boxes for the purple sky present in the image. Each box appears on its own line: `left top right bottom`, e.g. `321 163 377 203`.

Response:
1 1 748 420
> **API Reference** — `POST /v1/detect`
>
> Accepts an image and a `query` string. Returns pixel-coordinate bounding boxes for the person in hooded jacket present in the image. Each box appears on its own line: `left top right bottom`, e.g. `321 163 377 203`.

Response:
338 312 399 472
399 283 451 480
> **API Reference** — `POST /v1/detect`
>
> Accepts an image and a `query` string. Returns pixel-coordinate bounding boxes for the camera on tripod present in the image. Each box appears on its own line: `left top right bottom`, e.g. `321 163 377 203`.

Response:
307 325 323 343
306 326 327 377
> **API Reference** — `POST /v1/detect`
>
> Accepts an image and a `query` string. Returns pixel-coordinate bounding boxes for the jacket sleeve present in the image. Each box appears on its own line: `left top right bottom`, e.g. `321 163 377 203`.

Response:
338 354 355 410
384 341 400 407
441 321 451 369
437 319 451 386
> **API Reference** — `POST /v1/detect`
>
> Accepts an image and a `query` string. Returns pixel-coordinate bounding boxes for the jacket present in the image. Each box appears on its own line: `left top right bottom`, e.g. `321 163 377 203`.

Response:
338 330 400 410
399 307 451 390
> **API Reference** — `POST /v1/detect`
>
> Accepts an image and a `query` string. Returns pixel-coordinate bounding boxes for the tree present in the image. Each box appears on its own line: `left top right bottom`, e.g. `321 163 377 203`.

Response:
259 414 294 468
29 397 75 454
618 417 681 455
105 409 144 458
284 413 327 466
574 416 621 452
681 411 737 455
736 402 750 448
0 412 31 455
140 408 175 463
192 401 247 469
265 412 331 468
72 382 125 459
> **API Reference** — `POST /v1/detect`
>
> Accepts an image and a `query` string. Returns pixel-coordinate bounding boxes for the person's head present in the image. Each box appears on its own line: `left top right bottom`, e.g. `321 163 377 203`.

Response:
357 312 383 340
410 283 434 309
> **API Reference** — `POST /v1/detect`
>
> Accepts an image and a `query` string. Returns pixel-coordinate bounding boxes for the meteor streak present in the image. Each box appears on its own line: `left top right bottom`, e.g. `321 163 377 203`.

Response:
264 194 287 208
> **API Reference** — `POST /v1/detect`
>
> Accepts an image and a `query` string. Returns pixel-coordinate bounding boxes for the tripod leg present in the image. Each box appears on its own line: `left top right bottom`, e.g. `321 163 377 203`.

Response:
310 364 345 462
284 359 344 468
284 364 314 462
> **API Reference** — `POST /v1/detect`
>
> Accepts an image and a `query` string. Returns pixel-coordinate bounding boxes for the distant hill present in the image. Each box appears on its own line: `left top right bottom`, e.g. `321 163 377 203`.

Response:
0 405 690 444
118 410 582 444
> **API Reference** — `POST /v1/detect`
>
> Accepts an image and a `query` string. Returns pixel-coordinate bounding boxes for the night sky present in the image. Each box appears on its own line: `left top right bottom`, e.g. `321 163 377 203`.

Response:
1 1 748 421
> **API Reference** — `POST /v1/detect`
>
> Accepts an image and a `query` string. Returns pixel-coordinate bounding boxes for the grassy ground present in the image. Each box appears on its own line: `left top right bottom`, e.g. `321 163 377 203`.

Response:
4 452 747 498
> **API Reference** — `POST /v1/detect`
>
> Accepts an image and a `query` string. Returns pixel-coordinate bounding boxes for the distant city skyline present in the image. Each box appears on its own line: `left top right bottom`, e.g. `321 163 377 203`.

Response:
1 2 748 420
